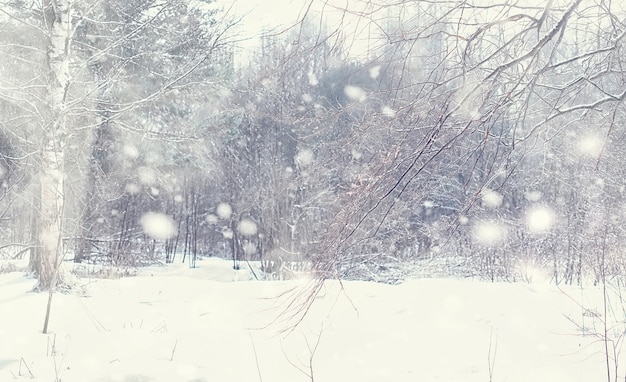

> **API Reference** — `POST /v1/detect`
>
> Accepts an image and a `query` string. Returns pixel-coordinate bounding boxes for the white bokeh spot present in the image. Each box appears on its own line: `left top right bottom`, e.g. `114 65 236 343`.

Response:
140 212 177 240
122 143 139 159
295 148 314 167
137 166 157 185
382 106 396 117
526 206 555 234
125 183 140 195
481 189 503 208
344 85 367 102
242 242 257 256
474 220 507 245
578 134 603 157
369 65 381 79
206 214 218 225
307 72 319 86
524 191 542 202
222 228 233 239
237 218 258 236
216 203 232 220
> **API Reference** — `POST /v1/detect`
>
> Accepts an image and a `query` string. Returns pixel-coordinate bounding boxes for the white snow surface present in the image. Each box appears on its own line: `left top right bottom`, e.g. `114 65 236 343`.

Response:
0 257 617 381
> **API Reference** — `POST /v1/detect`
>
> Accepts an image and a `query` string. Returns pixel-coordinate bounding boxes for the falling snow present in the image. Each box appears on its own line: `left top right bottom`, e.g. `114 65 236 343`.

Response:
205 214 218 225
295 148 314 167
481 189 503 208
526 206 555 234
307 72 319 86
242 241 257 255
524 190 543 202
344 85 367 102
1 1 625 380
237 218 258 236
137 166 157 185
369 65 381 79
122 143 139 159
578 134 603 157
474 220 507 245
216 203 232 220
39 229 58 252
125 183 141 195
423 200 435 208
140 212 177 240
222 227 234 239
382 106 396 117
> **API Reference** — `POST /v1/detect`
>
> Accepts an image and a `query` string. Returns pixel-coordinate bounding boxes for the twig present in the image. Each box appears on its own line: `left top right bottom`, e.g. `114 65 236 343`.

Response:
600 228 613 382
248 332 264 382
245 258 259 280
170 339 178 361
19 357 35 379
280 341 311 379
281 324 324 382
337 278 359 318
488 327 498 382
47 333 57 357
79 299 108 332
304 324 324 382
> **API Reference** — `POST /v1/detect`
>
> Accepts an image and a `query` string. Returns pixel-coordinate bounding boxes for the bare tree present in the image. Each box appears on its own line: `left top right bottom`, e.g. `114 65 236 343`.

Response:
0 0 237 288
292 0 626 284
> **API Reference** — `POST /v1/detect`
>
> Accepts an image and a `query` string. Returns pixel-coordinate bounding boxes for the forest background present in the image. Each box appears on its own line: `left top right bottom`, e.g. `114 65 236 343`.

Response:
0 0 624 289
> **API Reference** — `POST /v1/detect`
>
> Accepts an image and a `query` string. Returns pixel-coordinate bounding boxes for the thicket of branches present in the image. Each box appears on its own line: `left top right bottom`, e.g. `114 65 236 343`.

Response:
0 0 625 287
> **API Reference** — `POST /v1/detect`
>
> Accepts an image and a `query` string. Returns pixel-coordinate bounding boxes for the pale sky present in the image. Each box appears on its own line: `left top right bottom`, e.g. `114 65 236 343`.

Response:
220 0 377 61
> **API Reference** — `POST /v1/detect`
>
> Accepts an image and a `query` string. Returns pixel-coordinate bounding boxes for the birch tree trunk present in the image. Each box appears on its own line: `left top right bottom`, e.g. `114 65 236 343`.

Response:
36 0 73 290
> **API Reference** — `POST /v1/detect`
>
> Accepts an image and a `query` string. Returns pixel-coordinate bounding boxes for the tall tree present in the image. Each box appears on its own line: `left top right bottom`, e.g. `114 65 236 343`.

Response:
33 0 74 290
0 0 236 288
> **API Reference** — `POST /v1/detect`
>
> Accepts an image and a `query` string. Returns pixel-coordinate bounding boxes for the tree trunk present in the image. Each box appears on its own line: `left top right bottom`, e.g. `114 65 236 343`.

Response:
37 136 65 290
36 0 73 290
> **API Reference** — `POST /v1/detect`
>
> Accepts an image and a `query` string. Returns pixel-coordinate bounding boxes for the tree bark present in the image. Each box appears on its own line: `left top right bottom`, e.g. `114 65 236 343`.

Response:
36 0 72 290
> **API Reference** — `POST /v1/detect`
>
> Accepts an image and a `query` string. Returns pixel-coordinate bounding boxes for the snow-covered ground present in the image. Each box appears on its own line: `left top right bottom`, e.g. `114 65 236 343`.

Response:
0 257 622 381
